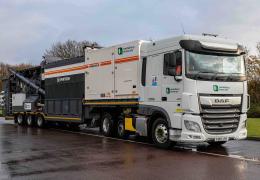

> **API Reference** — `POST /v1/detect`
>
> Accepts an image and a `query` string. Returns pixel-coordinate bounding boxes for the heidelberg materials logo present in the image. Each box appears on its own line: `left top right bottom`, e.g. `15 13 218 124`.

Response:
118 46 135 55
213 85 219 92
213 85 230 92
118 47 123 55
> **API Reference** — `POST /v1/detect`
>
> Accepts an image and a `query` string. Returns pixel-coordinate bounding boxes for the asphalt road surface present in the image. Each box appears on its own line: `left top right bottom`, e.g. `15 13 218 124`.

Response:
0 118 259 180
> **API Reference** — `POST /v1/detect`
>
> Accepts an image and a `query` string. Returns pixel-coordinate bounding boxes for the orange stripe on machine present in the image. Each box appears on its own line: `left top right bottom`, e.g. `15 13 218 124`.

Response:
115 56 139 64
44 56 139 76
88 63 99 68
44 64 88 76
100 60 112 66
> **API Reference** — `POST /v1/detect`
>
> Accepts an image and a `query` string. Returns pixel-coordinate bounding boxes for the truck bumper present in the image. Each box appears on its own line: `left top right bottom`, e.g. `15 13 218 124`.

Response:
169 113 247 143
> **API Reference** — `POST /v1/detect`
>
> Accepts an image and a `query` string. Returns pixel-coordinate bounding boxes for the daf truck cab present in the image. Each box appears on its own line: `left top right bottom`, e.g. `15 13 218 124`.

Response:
138 34 248 147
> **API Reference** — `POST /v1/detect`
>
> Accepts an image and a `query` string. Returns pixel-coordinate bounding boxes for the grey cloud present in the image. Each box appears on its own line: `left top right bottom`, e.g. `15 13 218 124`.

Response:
0 0 259 64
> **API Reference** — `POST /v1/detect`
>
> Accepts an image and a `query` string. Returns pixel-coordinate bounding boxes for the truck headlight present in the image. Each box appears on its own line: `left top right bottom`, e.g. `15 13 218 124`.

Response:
184 120 201 132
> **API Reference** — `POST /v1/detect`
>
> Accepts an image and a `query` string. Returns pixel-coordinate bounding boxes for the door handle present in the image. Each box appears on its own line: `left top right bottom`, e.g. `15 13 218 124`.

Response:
161 97 167 101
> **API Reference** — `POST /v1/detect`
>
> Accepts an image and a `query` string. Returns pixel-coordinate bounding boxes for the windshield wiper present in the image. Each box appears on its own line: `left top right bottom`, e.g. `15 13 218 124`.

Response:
193 71 215 80
191 71 244 81
212 72 242 81
212 72 226 81
226 73 243 81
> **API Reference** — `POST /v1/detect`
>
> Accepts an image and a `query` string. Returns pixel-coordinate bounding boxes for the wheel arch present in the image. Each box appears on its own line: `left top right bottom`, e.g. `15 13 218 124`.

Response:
138 105 171 138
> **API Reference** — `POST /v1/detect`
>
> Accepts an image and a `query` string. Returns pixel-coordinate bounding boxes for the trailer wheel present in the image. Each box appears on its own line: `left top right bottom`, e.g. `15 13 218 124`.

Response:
152 118 172 149
26 115 34 126
36 115 45 128
100 113 114 137
17 114 24 125
117 119 129 139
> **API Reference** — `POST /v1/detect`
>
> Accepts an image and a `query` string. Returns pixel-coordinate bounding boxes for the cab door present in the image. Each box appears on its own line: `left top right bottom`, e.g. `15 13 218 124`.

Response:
161 50 183 102
144 54 163 102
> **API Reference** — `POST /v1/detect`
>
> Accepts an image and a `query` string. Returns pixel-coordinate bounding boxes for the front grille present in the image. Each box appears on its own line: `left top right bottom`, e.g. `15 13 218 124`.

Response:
201 105 241 134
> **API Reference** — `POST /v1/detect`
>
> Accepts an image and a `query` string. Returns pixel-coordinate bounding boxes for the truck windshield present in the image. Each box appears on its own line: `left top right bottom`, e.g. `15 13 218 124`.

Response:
185 51 246 81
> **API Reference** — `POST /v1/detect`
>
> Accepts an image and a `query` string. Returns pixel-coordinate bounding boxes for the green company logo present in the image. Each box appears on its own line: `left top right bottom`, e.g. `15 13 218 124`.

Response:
166 88 170 94
118 47 123 55
213 85 219 92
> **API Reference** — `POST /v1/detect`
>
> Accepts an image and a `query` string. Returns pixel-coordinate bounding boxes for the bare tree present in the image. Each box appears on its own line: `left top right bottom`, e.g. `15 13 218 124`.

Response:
245 45 260 104
44 40 100 60
257 42 260 56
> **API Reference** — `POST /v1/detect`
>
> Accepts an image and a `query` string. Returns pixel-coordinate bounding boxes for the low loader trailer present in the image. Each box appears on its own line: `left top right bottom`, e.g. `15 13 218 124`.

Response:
4 34 249 148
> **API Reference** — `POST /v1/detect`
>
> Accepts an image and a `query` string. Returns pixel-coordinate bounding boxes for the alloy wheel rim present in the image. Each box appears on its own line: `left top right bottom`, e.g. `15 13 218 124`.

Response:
103 118 110 133
118 121 124 136
37 117 43 126
27 116 32 125
155 124 168 144
18 115 23 124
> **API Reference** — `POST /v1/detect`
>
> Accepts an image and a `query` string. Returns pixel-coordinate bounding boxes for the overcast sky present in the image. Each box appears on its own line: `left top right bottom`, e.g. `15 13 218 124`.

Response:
0 0 259 65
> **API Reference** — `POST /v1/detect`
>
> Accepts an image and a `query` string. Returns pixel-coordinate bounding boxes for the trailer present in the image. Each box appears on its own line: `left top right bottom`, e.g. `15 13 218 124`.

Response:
4 34 249 148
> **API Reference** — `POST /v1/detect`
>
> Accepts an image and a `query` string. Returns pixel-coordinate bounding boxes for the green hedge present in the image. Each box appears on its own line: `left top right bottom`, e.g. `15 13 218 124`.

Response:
248 104 260 118
0 108 3 116
247 118 260 138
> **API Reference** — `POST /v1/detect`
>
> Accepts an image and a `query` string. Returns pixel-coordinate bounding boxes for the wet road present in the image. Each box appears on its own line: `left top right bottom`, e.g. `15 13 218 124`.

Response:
0 118 259 180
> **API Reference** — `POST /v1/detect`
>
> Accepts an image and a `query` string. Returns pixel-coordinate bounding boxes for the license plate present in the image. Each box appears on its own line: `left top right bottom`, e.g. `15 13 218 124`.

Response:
215 137 229 142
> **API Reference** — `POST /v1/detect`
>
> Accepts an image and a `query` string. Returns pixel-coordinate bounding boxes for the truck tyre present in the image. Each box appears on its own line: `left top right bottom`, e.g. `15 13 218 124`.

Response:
100 113 114 137
26 115 34 126
117 119 129 139
17 114 24 125
152 118 172 149
208 141 226 146
36 115 45 128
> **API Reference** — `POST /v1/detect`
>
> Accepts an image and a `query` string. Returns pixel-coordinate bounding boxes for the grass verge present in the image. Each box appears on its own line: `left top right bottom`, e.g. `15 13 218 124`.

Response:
247 118 260 139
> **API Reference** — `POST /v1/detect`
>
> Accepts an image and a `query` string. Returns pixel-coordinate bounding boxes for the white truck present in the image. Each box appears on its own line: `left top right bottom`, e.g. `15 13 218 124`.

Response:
9 34 249 148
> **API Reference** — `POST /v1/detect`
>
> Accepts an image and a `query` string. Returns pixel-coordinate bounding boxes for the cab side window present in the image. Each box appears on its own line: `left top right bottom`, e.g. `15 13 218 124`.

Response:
163 51 182 76
163 53 174 75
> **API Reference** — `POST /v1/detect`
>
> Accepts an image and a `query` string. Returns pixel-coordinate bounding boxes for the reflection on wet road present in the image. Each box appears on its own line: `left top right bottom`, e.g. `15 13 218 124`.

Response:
0 119 259 179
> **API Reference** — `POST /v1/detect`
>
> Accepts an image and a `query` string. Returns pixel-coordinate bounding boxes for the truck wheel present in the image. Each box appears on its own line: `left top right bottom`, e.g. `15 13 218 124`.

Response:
36 115 45 128
17 114 24 125
117 119 129 139
208 141 226 146
26 115 34 126
100 113 114 137
152 118 172 149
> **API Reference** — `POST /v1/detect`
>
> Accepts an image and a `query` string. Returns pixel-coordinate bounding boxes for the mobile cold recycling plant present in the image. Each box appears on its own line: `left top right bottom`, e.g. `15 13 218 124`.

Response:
4 34 249 148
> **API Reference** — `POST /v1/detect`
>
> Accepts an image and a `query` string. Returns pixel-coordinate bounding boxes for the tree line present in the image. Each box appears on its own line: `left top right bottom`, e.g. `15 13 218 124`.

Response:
246 44 260 117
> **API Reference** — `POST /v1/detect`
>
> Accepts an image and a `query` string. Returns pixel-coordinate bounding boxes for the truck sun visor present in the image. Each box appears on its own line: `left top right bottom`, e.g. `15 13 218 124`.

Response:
179 40 245 55
200 41 238 52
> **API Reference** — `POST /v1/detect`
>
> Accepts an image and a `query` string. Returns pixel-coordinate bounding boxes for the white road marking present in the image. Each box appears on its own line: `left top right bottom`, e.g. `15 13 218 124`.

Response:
196 151 260 163
51 128 260 163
